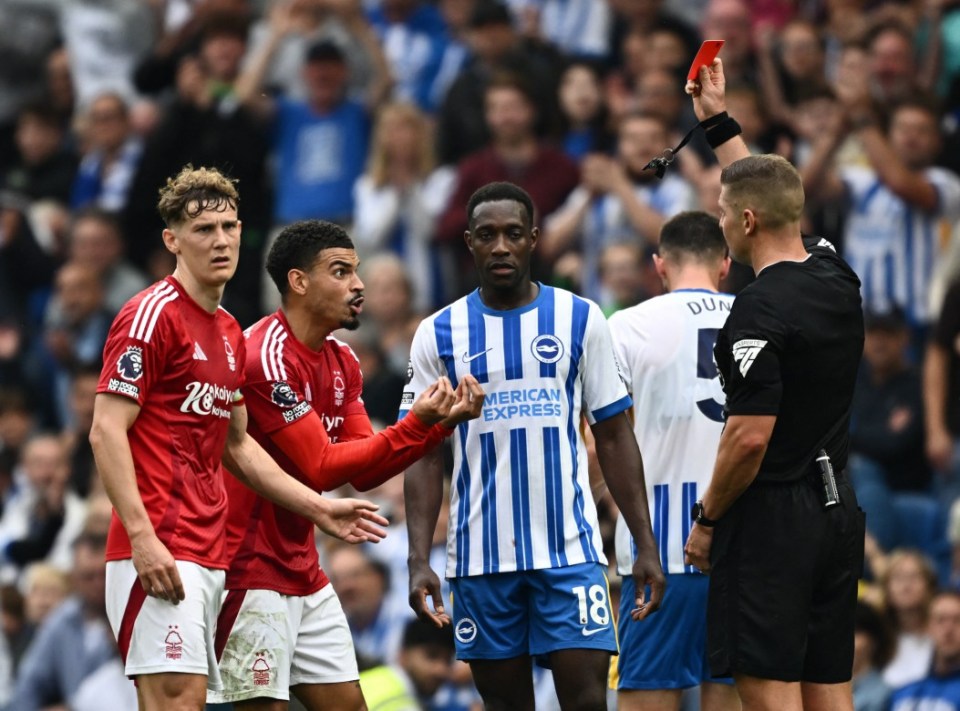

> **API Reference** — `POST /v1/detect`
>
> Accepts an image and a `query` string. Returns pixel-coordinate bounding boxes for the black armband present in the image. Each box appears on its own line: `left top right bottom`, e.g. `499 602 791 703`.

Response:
704 116 742 149
699 111 729 130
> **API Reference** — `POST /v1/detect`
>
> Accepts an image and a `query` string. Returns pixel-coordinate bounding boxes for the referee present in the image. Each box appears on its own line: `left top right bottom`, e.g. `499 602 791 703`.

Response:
682 59 866 711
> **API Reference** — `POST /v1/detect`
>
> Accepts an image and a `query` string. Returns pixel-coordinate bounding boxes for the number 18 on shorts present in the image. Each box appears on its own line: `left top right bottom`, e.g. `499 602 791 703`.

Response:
449 563 618 660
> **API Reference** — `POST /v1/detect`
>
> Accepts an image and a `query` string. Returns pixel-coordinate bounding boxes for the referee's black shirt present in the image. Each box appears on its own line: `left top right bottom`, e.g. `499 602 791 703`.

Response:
714 245 864 483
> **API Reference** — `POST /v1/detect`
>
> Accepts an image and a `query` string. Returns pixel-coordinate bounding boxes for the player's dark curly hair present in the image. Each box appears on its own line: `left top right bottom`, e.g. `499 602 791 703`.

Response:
659 211 728 263
266 220 355 298
466 182 536 229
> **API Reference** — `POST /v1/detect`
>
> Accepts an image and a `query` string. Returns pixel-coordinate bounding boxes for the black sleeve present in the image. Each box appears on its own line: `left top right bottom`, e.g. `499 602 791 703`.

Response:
721 290 789 417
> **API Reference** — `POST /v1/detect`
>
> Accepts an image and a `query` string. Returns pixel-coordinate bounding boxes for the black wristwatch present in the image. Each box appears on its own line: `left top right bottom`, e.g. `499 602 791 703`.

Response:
691 500 719 527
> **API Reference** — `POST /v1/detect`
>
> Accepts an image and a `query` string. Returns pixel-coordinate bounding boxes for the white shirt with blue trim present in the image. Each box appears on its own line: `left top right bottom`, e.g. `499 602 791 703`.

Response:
400 285 631 579
609 289 734 576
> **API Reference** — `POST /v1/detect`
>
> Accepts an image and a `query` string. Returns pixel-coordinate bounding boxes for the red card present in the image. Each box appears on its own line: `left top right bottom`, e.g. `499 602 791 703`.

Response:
687 40 725 81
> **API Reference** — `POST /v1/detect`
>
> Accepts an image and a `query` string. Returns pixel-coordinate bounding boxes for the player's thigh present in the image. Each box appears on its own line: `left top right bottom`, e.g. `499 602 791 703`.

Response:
290 585 362 693
469 655 535 711
106 559 224 681
234 698 289 711
210 588 298 704
803 479 864 684
617 688 682 711
449 572 528 660
526 563 616 660
138 671 209 711
292 680 366 711
708 484 821 682
618 574 727 692
549 648 610 711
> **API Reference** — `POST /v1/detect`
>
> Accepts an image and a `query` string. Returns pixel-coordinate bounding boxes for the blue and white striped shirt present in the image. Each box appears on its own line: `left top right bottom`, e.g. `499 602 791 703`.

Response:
400 285 631 578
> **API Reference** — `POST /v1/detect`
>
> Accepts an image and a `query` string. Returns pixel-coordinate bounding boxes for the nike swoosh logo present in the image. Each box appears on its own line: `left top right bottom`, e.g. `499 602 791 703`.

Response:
462 348 493 364
581 627 608 637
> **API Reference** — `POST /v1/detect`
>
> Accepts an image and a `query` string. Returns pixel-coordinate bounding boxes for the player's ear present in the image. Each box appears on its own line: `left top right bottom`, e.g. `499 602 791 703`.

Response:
463 230 474 254
287 268 308 297
161 227 179 255
653 253 667 280
529 226 539 250
719 256 731 282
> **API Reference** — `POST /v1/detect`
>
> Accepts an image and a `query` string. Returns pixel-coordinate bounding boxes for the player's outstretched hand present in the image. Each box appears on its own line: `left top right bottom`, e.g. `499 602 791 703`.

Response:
440 374 486 428
629 543 666 621
314 498 389 544
411 377 457 426
685 58 727 123
131 530 186 604
409 559 450 628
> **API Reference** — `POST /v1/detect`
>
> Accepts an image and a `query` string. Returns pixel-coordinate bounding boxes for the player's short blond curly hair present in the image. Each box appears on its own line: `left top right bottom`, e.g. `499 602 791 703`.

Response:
156 165 239 227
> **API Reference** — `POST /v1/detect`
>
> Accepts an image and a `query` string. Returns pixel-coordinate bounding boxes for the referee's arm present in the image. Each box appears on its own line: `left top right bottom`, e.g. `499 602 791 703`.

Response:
684 415 775 572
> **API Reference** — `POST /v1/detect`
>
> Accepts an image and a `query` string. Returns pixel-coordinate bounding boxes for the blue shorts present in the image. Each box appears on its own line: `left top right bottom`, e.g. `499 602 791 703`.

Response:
449 563 617 662
617 573 733 690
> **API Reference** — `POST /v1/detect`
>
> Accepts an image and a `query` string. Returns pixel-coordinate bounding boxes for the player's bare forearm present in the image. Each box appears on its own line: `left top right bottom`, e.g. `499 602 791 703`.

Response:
700 414 775 519
591 413 653 541
89 394 154 540
404 447 445 564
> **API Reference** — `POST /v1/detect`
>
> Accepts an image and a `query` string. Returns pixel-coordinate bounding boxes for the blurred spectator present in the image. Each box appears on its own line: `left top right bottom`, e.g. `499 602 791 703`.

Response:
353 102 457 312
557 59 613 162
66 208 148 317
360 253 423 374
436 74 579 287
0 583 26 674
436 1 564 165
849 307 930 548
0 434 87 584
802 93 960 330
44 48 75 127
61 364 100 498
605 0 698 70
0 388 35 504
70 93 142 213
244 0 392 105
881 549 938 688
369 0 447 110
756 20 828 129
58 0 153 105
15 562 70 666
3 103 76 205
428 0 477 110
335 327 406 427
925 277 960 507
238 16 387 228
359 617 457 711
700 0 755 85
513 0 612 60
6 530 116 711
38 262 111 428
950 499 960 589
0 1 61 161
542 113 692 301
127 9 272 325
854 601 895 711
596 242 652 316
866 20 920 107
326 544 407 665
889 589 960 709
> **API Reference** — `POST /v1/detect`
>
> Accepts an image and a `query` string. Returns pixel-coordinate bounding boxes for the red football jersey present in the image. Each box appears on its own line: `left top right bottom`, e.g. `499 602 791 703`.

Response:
226 310 445 595
97 277 245 569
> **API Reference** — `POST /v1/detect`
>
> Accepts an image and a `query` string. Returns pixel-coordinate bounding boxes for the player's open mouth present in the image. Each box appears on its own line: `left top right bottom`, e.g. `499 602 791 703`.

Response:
212 256 231 266
489 262 514 275
349 297 364 314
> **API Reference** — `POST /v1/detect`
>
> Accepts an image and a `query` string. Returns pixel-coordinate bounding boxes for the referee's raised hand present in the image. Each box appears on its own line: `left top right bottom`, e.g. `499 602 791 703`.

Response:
685 58 727 122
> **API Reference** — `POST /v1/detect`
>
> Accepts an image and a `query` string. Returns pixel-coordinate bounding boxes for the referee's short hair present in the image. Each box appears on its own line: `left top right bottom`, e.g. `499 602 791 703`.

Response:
658 210 728 264
720 154 804 230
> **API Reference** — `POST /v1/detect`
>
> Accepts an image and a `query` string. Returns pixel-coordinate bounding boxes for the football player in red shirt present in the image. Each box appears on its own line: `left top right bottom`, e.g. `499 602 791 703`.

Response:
211 219 484 711
90 168 410 711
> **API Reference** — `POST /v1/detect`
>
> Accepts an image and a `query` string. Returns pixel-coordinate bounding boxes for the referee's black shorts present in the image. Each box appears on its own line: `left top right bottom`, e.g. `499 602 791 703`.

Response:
706 475 865 683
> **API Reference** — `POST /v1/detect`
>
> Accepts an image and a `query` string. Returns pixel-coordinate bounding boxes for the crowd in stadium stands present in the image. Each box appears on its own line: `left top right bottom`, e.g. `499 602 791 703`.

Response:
0 0 960 708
